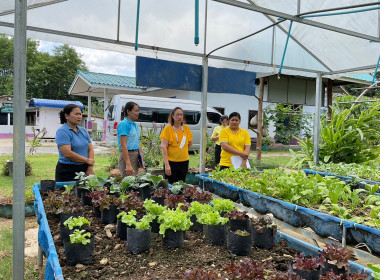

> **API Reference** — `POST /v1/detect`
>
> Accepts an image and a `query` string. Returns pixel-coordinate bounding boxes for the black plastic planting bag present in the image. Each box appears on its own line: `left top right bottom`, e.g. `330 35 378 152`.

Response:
291 267 321 280
229 218 250 232
162 229 184 249
59 211 83 227
116 218 127 240
40 180 55 194
227 230 252 256
63 237 95 266
127 228 151 254
203 224 227 246
150 217 160 234
101 205 118 224
251 227 275 249
93 205 101 218
189 215 203 232
321 262 346 276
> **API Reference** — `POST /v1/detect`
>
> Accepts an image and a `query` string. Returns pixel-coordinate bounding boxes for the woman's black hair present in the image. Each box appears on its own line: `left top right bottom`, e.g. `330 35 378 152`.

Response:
219 115 228 124
168 107 185 126
123 101 139 117
59 104 81 124
229 112 241 120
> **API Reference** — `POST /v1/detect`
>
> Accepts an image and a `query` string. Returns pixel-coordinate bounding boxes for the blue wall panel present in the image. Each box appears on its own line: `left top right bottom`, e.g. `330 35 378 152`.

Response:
136 56 255 96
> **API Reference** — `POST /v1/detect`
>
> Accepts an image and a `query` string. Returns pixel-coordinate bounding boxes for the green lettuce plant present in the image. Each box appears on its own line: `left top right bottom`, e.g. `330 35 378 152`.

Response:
144 199 167 217
63 216 91 230
198 211 229 226
211 198 236 213
158 205 192 236
69 229 91 245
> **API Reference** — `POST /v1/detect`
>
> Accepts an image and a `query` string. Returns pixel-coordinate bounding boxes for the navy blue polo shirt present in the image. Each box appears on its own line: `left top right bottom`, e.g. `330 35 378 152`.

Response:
55 123 92 165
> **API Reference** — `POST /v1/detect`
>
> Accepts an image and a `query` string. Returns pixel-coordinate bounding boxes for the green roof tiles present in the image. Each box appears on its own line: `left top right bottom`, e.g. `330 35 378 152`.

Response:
78 70 147 89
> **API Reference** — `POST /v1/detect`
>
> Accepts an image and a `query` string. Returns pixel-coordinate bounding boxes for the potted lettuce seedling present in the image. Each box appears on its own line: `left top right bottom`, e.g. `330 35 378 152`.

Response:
191 191 212 204
87 189 109 217
224 258 269 279
198 211 229 246
211 198 236 216
120 210 153 254
99 195 120 224
151 187 169 206
320 244 354 276
61 216 91 242
291 253 325 280
75 173 103 206
267 271 304 280
63 229 94 266
116 192 144 238
164 194 187 209
251 215 277 249
227 229 252 256
187 201 213 232
319 271 369 280
225 210 250 232
158 205 192 249
144 199 167 233
170 181 193 195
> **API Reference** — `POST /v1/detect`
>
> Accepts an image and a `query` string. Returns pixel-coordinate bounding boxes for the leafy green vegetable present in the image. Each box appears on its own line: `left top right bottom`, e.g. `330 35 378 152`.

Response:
158 206 192 236
69 229 91 245
63 216 90 230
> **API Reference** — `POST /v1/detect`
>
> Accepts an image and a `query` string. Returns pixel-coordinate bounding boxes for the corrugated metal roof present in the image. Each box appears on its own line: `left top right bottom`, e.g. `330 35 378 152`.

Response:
78 70 147 89
29 98 84 110
344 74 376 83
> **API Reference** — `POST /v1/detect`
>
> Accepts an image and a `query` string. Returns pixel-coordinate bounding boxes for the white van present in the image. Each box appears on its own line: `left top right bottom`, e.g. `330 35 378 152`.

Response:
106 94 222 150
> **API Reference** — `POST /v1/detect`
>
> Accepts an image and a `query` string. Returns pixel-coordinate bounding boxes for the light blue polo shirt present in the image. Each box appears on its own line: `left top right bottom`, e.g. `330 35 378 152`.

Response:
117 118 140 151
56 123 92 165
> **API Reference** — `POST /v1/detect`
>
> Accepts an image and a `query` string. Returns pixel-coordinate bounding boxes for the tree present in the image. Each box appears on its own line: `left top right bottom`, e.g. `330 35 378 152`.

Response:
0 35 88 100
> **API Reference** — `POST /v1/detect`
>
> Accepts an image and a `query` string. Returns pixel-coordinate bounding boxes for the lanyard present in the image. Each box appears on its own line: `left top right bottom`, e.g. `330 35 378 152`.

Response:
172 125 184 144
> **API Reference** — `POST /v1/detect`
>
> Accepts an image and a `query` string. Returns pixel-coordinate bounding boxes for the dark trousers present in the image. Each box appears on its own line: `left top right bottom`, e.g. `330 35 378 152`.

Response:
55 162 88 182
164 160 189 184
214 144 222 165
219 165 230 170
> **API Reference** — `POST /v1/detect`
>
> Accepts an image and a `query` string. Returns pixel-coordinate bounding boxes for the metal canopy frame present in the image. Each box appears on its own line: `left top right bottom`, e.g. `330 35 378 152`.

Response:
10 1 380 279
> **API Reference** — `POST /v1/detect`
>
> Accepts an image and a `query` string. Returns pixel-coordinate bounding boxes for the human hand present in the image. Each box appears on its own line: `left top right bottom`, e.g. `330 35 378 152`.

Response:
165 164 171 176
126 165 134 176
241 152 249 160
241 162 247 168
86 158 95 166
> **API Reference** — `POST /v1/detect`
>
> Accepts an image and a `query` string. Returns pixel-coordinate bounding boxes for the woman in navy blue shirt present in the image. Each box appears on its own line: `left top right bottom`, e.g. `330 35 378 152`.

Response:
55 104 95 182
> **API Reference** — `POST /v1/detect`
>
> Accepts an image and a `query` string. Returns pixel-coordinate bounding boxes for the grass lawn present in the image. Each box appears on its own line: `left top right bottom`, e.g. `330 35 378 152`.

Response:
0 154 111 197
0 226 40 279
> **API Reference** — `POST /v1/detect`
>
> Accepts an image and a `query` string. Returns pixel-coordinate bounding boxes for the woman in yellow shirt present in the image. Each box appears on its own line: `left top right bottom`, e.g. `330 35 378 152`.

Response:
211 115 228 165
219 112 251 169
160 107 193 183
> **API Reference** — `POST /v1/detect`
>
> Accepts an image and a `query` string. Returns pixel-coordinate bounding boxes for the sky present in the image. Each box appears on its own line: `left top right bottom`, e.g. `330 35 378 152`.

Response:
37 40 137 77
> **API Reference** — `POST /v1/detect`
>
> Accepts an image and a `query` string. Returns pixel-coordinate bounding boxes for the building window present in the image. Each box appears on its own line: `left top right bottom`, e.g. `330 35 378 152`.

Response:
248 110 258 126
0 113 7 125
214 107 225 115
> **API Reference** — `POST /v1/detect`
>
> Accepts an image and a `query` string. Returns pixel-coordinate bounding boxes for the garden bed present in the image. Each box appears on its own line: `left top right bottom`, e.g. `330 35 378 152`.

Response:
34 181 375 280
196 173 380 256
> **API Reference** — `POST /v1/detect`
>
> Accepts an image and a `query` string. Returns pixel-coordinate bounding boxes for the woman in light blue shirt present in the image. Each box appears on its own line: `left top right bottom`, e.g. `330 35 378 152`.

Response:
117 102 144 177
55 104 95 182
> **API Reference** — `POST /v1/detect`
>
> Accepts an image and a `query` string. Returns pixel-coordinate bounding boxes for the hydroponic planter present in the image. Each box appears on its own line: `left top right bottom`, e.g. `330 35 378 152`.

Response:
303 169 380 193
34 180 375 280
197 174 380 255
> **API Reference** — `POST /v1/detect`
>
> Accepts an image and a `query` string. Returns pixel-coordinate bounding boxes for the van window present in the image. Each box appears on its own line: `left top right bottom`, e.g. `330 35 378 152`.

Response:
184 111 200 125
153 109 171 123
107 105 115 121
138 107 154 122
207 112 221 124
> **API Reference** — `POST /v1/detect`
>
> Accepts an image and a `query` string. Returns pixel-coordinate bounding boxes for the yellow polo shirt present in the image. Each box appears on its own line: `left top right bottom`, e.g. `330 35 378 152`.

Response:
160 125 193 162
219 127 251 167
211 125 227 145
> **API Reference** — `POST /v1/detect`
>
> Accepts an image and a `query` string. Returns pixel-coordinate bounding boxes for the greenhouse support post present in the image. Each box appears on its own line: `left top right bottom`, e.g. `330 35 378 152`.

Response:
342 226 347 247
256 77 264 161
199 56 208 174
103 88 109 141
313 73 322 166
13 0 27 279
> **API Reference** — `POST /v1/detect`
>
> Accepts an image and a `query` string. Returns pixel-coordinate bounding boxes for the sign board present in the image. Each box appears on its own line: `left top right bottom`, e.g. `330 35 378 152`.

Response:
1 102 13 113
136 57 256 96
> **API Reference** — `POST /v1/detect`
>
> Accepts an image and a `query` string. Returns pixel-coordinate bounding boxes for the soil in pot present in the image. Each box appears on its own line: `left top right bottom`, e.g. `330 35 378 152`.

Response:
227 230 252 256
100 205 118 224
63 236 95 266
251 227 275 249
40 180 56 194
127 227 151 254
203 224 227 246
116 218 127 241
162 229 184 249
